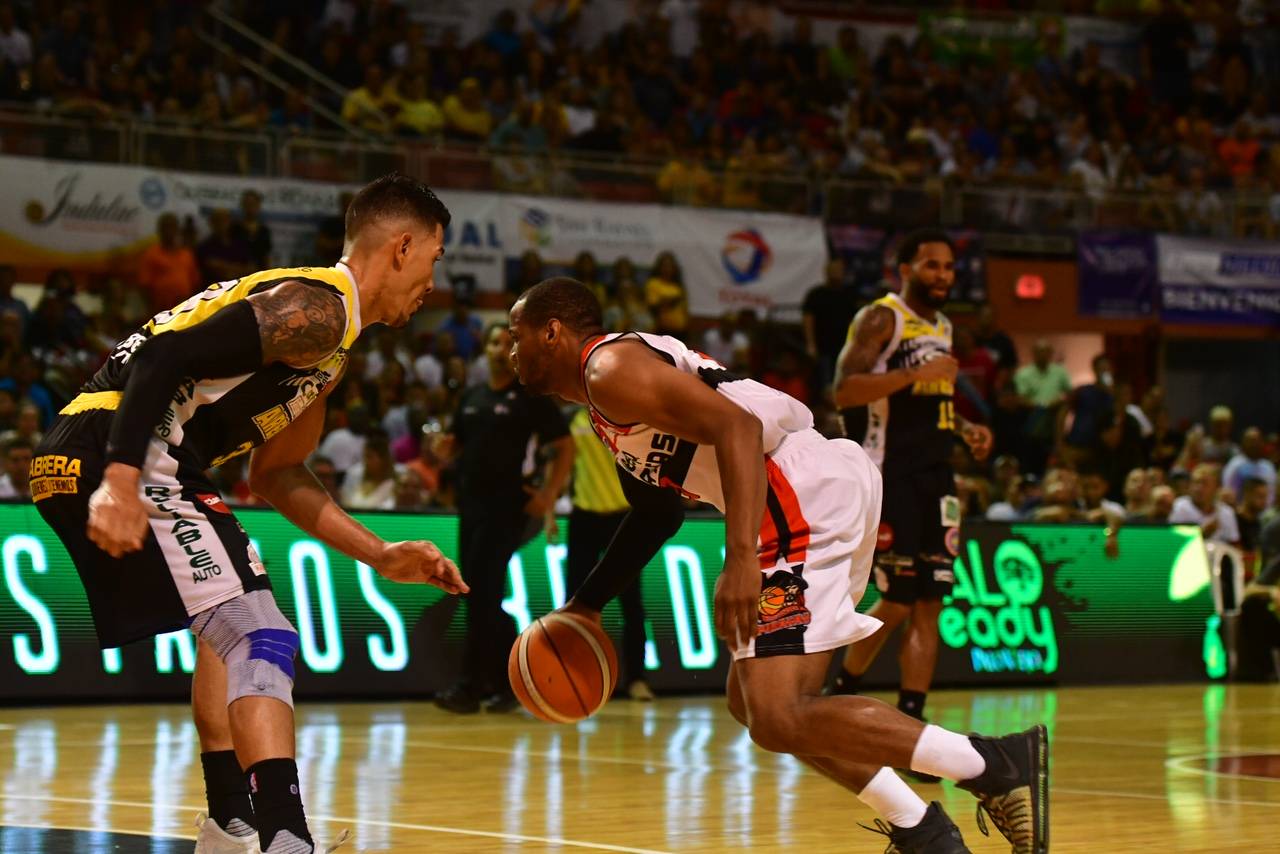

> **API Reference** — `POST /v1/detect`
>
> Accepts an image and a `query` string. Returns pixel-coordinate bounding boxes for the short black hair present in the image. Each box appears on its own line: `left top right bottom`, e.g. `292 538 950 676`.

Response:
896 228 956 267
345 172 451 241
1242 476 1268 493
4 436 33 455
517 277 604 333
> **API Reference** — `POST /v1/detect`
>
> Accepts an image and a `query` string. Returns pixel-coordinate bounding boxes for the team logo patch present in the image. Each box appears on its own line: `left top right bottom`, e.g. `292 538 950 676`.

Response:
757 567 811 635
196 493 230 514
247 543 266 576
876 522 894 552
944 526 961 556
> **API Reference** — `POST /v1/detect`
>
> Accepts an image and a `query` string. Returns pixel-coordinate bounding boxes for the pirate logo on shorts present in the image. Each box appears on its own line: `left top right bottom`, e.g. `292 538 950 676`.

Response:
757 567 811 636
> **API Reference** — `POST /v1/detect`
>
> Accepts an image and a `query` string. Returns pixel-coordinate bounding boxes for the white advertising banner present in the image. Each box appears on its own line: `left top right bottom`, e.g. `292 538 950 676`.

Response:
0 155 355 271
0 156 826 318
1157 234 1280 325
500 195 825 318
662 207 827 318
436 190 505 295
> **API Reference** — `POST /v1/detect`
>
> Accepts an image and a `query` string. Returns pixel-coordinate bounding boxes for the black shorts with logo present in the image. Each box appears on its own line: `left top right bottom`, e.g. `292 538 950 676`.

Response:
32 410 271 649
873 463 959 604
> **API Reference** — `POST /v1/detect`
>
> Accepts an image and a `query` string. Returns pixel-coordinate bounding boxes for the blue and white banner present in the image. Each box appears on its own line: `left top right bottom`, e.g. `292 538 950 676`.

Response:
1158 235 1280 326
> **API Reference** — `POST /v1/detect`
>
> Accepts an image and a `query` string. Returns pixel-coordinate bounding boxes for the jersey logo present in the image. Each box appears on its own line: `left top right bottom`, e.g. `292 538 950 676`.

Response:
757 567 811 635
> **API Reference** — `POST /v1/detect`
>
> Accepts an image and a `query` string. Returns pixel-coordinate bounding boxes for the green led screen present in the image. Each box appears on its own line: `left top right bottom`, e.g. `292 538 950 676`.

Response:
0 503 1217 700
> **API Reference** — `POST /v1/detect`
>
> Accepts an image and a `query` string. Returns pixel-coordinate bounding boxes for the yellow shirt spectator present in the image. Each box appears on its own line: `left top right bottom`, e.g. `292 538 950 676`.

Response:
342 66 397 133
644 251 688 335
443 78 492 140
657 157 719 206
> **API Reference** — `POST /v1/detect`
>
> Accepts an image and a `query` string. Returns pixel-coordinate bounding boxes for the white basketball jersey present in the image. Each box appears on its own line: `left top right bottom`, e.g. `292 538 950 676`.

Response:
580 332 814 511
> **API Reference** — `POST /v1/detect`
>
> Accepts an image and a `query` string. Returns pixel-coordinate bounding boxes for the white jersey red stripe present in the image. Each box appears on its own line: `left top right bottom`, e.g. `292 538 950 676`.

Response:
579 331 815 513
579 331 885 660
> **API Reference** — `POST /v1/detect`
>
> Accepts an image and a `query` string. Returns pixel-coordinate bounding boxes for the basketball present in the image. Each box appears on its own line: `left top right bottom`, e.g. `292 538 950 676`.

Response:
508 612 618 723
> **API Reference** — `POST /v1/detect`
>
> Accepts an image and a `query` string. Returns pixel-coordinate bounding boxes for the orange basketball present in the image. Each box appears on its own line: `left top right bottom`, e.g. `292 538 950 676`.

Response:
508 612 618 723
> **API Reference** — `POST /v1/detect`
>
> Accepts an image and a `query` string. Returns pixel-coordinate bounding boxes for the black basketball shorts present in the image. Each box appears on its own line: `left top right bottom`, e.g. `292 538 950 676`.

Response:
32 410 272 649
872 463 959 604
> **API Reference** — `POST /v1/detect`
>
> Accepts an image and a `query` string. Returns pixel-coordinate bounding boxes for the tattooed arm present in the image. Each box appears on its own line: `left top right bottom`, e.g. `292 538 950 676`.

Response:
833 304 957 408
248 280 347 368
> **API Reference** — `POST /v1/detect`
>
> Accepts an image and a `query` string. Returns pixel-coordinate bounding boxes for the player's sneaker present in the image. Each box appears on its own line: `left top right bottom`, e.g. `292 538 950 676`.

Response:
861 801 971 853
955 724 1049 854
193 812 256 854
261 827 351 853
902 768 942 784
433 683 481 714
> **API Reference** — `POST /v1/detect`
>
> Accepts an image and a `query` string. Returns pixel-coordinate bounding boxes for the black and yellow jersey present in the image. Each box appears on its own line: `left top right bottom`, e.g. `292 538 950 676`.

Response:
841 292 953 475
65 264 362 469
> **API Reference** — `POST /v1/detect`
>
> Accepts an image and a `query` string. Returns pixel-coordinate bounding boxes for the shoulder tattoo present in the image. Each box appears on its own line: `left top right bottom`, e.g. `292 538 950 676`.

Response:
843 305 893 374
251 280 347 367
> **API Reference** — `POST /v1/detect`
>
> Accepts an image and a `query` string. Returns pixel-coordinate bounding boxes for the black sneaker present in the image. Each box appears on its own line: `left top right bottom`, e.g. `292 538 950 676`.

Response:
433 684 481 714
955 724 1049 854
861 801 971 854
481 691 520 713
902 768 942 784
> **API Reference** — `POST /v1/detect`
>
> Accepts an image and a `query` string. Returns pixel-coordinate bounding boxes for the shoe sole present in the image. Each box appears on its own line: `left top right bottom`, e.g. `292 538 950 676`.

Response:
1029 723 1049 854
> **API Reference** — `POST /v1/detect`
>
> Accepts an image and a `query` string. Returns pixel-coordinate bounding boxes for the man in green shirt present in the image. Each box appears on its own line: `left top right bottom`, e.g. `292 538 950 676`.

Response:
1013 339 1071 472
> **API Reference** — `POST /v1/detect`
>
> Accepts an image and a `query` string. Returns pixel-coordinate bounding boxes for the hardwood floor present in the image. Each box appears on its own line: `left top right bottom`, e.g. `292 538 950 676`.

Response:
0 683 1276 852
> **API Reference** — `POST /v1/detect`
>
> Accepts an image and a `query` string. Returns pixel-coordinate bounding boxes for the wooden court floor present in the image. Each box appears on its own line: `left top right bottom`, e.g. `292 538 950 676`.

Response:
0 683 1276 853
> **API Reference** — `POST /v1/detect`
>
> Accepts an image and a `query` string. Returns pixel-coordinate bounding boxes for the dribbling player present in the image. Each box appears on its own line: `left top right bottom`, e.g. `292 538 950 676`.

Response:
31 174 467 854
506 277 1048 853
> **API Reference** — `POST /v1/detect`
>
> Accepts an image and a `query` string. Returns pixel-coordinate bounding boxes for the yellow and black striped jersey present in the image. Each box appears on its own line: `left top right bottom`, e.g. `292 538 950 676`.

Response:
69 264 362 469
843 292 953 475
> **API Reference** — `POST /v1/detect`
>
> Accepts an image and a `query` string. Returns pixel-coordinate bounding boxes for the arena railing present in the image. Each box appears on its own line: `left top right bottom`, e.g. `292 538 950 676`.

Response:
1 105 1272 239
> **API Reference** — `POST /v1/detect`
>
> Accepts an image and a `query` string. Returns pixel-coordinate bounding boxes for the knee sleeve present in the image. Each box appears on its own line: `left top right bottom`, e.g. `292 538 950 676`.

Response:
191 590 300 708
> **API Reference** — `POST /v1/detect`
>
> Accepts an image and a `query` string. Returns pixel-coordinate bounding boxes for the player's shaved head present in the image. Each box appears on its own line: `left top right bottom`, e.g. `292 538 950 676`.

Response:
344 172 451 242
517 277 604 333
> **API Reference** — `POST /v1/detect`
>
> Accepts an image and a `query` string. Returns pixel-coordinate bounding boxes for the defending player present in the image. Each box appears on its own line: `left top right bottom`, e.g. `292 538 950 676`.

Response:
507 278 1047 854
830 229 992 783
30 174 467 854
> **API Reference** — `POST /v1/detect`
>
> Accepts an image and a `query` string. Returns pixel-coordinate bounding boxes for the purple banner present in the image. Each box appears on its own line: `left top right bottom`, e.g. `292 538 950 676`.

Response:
1077 231 1156 318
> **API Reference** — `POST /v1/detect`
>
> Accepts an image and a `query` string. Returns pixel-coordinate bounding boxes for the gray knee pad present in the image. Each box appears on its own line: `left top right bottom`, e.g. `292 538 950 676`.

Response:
191 590 300 708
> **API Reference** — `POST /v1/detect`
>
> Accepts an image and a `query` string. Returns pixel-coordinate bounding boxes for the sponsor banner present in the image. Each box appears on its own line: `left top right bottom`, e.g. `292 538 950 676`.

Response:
437 191 504 297
663 206 826 318
0 155 357 272
503 196 826 318
0 505 1219 700
1157 235 1280 326
1077 231 1156 318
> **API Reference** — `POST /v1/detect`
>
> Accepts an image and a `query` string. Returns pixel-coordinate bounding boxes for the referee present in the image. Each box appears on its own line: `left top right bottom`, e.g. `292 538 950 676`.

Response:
434 323 573 713
564 406 654 700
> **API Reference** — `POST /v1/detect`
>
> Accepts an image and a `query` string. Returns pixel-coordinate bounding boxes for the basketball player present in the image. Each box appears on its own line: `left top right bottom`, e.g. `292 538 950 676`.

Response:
830 229 992 784
30 174 467 854
507 278 1047 854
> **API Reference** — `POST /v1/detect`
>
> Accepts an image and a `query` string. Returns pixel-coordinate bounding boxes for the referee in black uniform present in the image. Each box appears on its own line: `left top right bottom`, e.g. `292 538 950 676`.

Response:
434 322 573 713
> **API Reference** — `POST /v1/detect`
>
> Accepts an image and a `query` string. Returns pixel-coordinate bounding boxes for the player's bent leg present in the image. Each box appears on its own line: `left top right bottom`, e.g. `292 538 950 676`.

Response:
735 657 971 852
191 590 340 854
192 638 257 852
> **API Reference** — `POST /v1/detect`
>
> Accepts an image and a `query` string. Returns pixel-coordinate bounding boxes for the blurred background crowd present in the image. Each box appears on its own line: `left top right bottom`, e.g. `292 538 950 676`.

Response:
2 1 1280 232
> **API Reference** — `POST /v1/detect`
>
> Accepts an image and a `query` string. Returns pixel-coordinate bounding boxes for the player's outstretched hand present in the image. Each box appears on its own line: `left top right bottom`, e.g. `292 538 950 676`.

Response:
914 354 959 384
714 560 760 653
376 540 469 594
86 464 148 558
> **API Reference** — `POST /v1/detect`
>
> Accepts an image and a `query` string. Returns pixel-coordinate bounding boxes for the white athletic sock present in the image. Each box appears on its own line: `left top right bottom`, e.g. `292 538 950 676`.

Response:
857 766 928 829
909 724 986 781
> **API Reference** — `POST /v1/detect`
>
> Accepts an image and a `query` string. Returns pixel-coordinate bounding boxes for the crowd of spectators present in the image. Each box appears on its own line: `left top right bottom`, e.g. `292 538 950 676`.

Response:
4 2 1280 231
